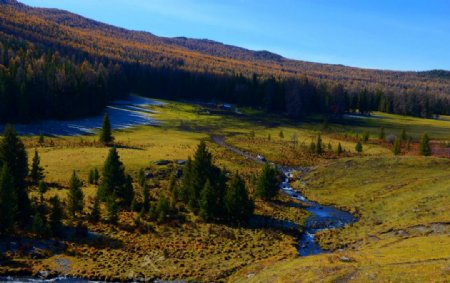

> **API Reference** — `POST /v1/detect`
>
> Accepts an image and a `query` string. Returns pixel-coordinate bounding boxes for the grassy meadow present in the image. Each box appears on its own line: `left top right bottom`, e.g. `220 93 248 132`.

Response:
231 156 450 282
3 99 450 282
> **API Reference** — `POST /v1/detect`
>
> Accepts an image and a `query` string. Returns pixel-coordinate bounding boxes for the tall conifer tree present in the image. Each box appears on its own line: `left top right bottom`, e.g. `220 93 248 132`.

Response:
99 113 114 145
0 165 17 234
67 171 84 219
30 149 45 184
0 125 29 226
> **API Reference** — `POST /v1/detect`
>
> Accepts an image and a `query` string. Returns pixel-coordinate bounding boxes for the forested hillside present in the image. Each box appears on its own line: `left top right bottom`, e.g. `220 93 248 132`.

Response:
0 0 449 122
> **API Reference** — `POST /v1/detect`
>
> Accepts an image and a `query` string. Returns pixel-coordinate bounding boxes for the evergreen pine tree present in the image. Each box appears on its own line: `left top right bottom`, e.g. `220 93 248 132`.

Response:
38 133 45 144
179 142 226 216
337 143 343 155
30 149 45 184
179 157 193 203
99 113 114 145
362 131 369 142
316 134 323 154
255 163 279 200
224 173 253 223
67 171 84 219
31 210 48 238
89 197 101 223
189 141 214 211
279 130 284 139
0 125 30 226
393 137 402 155
122 174 134 208
138 168 146 188
49 196 64 237
328 142 332 151
98 147 129 206
106 195 119 224
407 136 413 150
168 173 178 202
355 141 363 153
0 165 17 234
156 196 170 223
38 181 48 203
199 180 216 222
419 133 432 156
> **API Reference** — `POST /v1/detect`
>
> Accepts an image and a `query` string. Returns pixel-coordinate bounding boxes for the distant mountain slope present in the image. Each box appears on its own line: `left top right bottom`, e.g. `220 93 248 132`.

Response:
1 0 449 97
0 0 449 123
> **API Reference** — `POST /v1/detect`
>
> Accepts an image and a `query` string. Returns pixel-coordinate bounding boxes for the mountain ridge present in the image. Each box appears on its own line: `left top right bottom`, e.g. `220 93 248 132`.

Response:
1 1 450 96
8 0 449 75
1 0 449 122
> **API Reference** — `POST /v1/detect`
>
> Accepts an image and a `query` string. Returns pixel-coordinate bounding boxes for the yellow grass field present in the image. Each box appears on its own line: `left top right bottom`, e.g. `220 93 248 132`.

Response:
3 99 450 282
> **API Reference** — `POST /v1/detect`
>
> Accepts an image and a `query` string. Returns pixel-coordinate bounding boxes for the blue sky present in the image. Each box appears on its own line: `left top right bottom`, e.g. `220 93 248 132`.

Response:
19 0 450 71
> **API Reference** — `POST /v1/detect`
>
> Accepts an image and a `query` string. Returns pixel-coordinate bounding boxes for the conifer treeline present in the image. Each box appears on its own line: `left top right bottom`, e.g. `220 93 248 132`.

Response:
0 30 449 122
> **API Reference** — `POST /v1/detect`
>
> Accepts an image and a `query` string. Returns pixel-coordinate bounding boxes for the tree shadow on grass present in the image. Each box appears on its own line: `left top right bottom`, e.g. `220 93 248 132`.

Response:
62 226 123 250
247 215 302 237
112 144 145 150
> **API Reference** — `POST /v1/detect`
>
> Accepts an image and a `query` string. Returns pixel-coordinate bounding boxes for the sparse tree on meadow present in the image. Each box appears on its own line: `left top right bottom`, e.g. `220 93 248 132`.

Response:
31 210 49 238
393 137 401 155
68 171 84 219
316 134 323 154
38 133 45 144
155 196 170 223
30 149 45 184
355 141 363 153
407 136 413 150
89 197 101 223
98 147 133 207
199 180 216 222
106 195 119 224
99 113 114 145
224 173 253 223
337 143 343 155
362 131 369 142
49 196 64 237
256 163 279 201
419 133 431 156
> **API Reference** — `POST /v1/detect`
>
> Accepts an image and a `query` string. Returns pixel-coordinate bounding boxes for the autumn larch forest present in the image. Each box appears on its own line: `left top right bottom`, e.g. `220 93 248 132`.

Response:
0 0 449 122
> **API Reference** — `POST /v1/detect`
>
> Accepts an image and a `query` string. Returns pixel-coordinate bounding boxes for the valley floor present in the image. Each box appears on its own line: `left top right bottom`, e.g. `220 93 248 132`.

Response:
1 99 449 282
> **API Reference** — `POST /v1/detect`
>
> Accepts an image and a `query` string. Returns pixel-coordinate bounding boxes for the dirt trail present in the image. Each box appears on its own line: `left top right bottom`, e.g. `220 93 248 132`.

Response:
211 135 266 164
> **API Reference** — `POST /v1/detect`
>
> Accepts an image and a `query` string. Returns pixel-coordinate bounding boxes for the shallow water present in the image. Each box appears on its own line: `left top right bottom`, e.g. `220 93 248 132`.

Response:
0 96 162 136
281 172 356 256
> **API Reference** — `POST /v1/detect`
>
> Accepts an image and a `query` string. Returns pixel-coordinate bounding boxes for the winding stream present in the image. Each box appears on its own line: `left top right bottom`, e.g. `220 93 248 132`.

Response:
212 135 357 256
280 170 356 256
